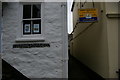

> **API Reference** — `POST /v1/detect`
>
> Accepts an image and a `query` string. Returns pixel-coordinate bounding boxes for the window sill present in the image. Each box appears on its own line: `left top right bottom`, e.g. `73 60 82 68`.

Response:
15 37 45 42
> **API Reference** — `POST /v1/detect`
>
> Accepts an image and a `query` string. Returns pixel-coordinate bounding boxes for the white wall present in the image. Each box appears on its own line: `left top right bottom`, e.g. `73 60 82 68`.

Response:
2 2 68 78
67 0 73 34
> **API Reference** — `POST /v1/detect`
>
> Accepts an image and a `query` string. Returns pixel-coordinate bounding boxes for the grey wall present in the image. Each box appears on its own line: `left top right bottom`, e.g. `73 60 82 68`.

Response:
2 2 68 78
0 1 2 80
0 1 1 52
118 2 120 72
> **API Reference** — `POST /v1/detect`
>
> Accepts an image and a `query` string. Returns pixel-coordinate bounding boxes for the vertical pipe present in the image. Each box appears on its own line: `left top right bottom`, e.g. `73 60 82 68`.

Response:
0 1 2 79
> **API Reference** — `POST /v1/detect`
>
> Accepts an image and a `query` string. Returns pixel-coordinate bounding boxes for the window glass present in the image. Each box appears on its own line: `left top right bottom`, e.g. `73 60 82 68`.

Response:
32 20 41 34
32 5 41 18
23 4 41 35
23 5 31 19
23 20 31 34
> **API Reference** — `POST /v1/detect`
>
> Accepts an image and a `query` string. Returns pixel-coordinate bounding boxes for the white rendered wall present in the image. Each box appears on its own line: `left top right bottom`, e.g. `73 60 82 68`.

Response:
2 2 68 78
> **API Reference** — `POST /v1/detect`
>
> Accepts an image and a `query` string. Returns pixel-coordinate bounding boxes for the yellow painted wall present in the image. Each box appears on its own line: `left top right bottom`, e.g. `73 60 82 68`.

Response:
71 2 119 78
105 2 119 78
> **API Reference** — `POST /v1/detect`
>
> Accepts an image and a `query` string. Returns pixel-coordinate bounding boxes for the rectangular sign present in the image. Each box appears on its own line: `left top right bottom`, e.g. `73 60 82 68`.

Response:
24 24 31 33
78 8 98 22
33 24 39 33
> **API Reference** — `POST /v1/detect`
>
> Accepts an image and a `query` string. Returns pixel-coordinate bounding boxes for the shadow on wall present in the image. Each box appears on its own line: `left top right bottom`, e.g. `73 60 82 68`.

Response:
2 59 30 80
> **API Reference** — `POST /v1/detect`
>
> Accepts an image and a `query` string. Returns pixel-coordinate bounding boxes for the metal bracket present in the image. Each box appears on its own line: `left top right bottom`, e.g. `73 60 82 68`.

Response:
116 71 119 73
116 69 120 80
106 13 120 18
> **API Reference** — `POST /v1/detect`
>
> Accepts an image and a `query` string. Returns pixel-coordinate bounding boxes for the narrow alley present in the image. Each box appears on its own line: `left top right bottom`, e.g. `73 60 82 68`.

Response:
68 53 105 80
69 1 120 79
0 1 120 80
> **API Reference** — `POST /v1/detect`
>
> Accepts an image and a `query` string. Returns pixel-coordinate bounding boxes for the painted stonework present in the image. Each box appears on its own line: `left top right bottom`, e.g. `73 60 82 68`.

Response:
2 2 68 78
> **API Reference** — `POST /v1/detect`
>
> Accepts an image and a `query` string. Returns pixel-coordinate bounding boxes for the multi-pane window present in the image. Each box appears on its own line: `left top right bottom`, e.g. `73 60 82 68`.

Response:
23 4 41 35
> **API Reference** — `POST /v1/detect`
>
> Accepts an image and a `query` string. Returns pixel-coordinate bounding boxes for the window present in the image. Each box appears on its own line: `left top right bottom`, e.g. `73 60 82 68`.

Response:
23 4 41 35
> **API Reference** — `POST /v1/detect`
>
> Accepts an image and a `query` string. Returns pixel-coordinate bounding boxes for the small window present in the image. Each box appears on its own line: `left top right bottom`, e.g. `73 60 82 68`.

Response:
23 4 41 35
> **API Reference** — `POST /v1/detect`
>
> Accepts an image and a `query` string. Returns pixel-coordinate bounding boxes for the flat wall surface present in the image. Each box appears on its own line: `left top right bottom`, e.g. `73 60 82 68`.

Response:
2 2 68 78
71 2 109 78
71 2 119 78
105 2 119 78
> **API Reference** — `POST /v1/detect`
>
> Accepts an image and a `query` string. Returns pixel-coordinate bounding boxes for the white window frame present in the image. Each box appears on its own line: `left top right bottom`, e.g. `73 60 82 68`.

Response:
16 2 45 42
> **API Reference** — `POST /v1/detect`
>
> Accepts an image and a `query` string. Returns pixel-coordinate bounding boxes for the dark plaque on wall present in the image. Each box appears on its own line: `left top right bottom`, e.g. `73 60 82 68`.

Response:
13 43 50 48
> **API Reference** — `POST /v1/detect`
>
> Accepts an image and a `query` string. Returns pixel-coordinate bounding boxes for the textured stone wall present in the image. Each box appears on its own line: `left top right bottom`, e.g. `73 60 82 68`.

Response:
2 2 67 78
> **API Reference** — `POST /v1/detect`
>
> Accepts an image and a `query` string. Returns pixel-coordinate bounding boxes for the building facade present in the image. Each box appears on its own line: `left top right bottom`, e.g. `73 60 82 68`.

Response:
71 1 119 79
1 2 68 79
0 1 2 80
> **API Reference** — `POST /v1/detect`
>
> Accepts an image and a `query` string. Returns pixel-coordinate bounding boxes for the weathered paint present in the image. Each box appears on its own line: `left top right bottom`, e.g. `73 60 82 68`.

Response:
2 2 68 78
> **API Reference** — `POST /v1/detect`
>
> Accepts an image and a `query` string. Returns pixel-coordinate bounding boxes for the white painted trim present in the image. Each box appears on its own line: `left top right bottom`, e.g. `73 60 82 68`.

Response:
16 2 45 42
19 0 44 2
20 2 43 4
23 18 41 21
15 37 45 42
